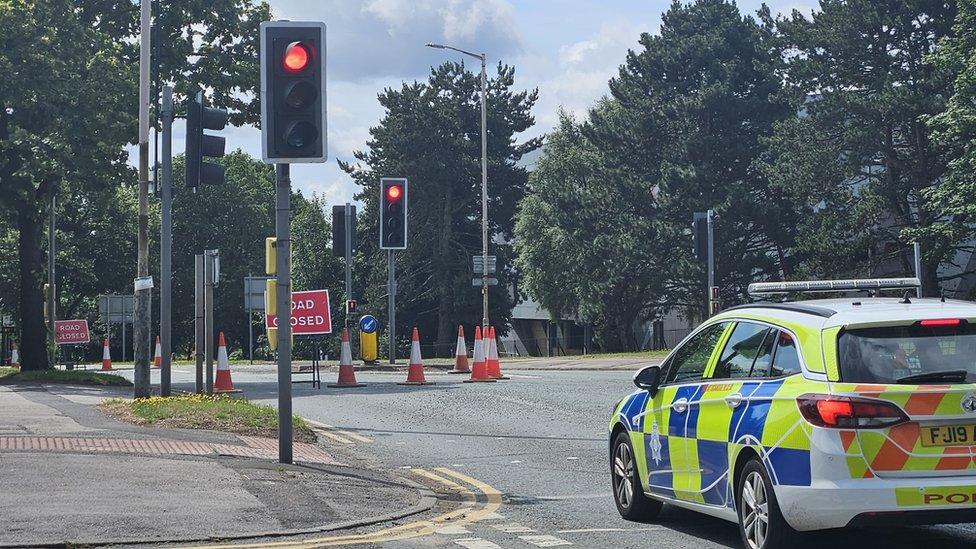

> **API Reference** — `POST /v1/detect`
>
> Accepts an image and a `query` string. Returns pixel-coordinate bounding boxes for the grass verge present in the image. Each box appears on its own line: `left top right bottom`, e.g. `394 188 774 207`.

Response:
99 394 317 443
0 368 132 386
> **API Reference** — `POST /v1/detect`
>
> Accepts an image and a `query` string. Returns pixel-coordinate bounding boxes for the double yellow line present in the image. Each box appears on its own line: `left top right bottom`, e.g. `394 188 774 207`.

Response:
190 467 501 548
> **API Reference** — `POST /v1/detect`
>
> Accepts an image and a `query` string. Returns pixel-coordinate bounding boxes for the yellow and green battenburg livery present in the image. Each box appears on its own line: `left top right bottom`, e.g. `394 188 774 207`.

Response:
610 298 976 522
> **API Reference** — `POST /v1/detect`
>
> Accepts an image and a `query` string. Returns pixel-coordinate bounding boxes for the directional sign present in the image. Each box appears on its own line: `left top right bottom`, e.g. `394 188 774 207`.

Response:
472 255 497 275
244 276 272 310
54 320 90 345
359 314 377 334
265 289 332 335
472 277 499 286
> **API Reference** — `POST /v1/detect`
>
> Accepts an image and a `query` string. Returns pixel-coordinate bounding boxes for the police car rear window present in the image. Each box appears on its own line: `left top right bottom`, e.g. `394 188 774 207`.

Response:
838 323 976 383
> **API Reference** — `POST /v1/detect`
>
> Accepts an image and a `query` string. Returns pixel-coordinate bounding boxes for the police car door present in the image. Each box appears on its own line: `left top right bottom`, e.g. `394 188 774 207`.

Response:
644 322 729 500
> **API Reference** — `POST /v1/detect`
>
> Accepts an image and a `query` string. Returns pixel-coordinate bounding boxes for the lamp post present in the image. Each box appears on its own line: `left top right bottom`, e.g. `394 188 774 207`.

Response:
425 42 490 331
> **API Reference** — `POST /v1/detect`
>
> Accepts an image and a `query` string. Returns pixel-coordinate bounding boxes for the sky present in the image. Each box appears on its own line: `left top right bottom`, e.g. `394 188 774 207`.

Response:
155 0 815 205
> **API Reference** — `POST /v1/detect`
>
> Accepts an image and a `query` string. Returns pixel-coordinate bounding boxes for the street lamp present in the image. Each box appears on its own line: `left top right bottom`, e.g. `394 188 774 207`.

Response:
425 42 490 331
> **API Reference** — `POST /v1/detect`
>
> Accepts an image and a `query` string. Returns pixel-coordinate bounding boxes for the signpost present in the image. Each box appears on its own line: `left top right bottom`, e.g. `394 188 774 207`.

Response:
244 276 272 364
98 295 133 361
265 289 332 335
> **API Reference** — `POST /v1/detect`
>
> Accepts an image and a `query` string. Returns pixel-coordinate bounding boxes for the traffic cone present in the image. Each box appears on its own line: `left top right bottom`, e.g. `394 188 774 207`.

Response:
399 327 434 385
464 325 495 383
486 326 509 380
10 342 19 369
449 325 470 374
101 338 112 370
214 332 239 393
328 327 366 388
153 336 162 369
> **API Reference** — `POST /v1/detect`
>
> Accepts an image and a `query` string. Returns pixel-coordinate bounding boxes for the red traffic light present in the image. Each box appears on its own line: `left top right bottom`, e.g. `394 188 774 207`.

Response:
282 42 311 72
385 184 403 202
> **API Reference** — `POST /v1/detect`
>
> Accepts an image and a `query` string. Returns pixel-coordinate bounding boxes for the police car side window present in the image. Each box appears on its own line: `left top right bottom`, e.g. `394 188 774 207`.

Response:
664 323 727 385
749 329 776 378
713 322 773 379
769 331 802 377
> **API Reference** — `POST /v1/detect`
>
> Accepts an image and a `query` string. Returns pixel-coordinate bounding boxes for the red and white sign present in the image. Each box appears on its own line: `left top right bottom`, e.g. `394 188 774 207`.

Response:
54 320 91 345
265 289 332 335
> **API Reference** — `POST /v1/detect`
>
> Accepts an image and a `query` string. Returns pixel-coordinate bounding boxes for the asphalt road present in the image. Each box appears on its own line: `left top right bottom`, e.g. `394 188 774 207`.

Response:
141 366 976 548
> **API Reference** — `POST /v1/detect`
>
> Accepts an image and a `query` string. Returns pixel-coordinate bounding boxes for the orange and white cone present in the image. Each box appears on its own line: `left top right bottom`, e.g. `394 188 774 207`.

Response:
10 342 19 369
399 327 434 385
214 332 239 393
328 327 366 388
101 338 112 370
449 325 470 374
486 326 509 380
464 325 495 383
153 336 162 369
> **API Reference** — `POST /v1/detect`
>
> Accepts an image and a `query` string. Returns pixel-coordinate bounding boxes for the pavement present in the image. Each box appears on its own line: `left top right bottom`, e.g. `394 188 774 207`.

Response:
0 383 429 548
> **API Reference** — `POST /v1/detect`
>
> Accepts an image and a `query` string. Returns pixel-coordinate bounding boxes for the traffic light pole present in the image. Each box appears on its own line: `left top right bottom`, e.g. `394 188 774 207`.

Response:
707 209 716 316
204 250 215 394
388 249 396 365
275 163 293 464
344 203 352 329
194 254 204 393
159 86 173 397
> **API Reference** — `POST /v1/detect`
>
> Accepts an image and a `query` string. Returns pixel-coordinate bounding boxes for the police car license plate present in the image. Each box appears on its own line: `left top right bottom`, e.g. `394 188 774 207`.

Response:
921 424 976 447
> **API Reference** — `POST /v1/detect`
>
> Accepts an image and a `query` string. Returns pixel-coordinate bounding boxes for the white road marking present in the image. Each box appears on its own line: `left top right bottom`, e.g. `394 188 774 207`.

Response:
509 460 522 464
566 456 579 460
480 512 506 520
492 523 535 533
435 524 472 535
454 538 503 549
557 527 665 533
519 535 573 547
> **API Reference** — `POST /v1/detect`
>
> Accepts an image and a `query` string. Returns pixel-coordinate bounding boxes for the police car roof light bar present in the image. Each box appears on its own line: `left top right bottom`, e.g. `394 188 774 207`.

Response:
748 277 922 295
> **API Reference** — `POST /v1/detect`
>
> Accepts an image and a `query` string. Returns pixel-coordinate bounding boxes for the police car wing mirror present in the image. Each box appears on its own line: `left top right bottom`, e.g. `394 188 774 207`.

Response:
634 365 662 396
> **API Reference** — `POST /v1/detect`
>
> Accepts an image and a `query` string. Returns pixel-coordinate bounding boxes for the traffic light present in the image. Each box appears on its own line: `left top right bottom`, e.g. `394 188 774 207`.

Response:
185 92 228 189
692 212 708 261
379 178 408 249
264 237 292 275
260 21 327 163
332 205 357 257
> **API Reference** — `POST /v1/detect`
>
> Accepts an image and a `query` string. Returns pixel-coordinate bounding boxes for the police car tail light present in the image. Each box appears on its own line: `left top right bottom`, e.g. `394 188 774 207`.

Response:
797 394 909 429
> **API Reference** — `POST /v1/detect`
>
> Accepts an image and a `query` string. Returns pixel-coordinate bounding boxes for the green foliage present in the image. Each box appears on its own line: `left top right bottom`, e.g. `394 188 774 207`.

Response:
765 0 956 294
340 62 541 355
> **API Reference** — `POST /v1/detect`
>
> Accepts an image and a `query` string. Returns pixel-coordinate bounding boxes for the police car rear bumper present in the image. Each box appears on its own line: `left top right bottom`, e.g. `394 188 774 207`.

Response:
776 477 976 531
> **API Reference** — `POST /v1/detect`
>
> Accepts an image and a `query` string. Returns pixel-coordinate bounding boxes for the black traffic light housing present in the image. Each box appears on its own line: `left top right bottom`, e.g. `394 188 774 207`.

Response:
379 178 408 249
260 21 327 163
185 92 228 189
692 211 708 261
332 204 357 257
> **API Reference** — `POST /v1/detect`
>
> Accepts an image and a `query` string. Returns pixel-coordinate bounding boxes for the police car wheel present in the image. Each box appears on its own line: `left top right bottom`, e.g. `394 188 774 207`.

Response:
736 459 796 549
612 431 662 521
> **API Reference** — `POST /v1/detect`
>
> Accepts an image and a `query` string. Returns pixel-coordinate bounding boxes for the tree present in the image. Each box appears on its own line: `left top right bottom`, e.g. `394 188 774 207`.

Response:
0 0 268 369
595 0 792 311
515 107 671 351
911 0 976 294
340 62 540 356
766 0 957 294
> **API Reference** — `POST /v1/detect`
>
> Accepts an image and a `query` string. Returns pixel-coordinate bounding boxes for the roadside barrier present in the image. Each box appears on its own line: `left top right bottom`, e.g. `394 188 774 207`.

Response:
486 326 509 380
10 342 19 369
450 325 470 374
101 338 112 370
399 327 434 385
464 325 495 383
153 336 162 369
213 332 239 393
328 327 366 388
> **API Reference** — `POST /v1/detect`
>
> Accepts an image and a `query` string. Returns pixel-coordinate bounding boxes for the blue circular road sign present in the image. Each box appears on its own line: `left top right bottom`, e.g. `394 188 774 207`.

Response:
359 315 377 333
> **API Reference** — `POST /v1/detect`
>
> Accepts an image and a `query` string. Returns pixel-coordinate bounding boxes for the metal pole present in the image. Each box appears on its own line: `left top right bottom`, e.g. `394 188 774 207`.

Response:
388 249 396 365
48 192 56 365
275 164 293 464
914 242 923 298
707 209 716 316
122 312 126 362
160 86 173 396
204 250 214 394
345 202 352 315
133 0 152 398
194 254 204 393
480 54 489 330
247 276 253 365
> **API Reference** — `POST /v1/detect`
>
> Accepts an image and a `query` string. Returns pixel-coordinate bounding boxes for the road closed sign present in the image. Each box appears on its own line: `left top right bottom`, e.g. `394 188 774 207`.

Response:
54 320 91 345
265 289 332 335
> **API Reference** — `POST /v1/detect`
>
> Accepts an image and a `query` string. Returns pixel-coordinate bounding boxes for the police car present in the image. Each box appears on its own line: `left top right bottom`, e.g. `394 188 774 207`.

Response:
609 278 976 549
